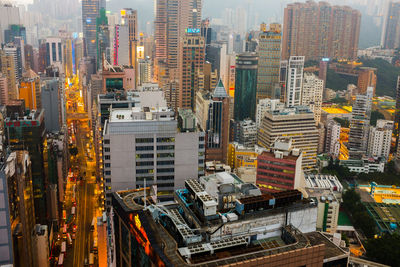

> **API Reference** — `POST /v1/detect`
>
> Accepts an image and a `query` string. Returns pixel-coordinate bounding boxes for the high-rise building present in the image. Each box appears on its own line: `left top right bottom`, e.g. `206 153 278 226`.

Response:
256 23 282 100
19 69 41 110
178 34 205 110
258 104 319 171
284 56 305 107
96 8 110 69
0 73 8 105
0 151 36 267
394 76 400 146
154 0 202 88
32 225 50 267
282 1 361 60
5 109 47 224
367 120 393 161
110 182 349 267
382 1 400 49
234 119 257 148
204 80 230 163
255 98 285 128
357 67 377 95
325 120 341 158
234 53 258 121
0 4 21 44
3 45 22 82
138 59 152 85
121 8 138 86
82 0 105 61
41 78 62 132
0 51 17 100
102 106 205 204
301 73 324 124
256 138 304 193
45 37 64 73
319 59 329 90
348 87 373 158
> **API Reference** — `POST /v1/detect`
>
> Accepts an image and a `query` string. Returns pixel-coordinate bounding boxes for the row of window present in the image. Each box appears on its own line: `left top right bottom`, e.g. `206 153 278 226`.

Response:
136 168 174 174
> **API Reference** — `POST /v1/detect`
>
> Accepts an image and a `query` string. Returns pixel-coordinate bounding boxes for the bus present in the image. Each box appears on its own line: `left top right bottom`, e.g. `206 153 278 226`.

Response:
58 253 64 266
71 207 76 216
90 217 96 231
92 237 98 254
89 253 94 266
61 241 66 254
67 233 72 246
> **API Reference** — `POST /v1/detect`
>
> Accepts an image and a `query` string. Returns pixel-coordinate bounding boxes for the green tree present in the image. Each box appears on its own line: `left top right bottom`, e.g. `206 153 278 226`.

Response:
365 233 400 266
370 110 385 126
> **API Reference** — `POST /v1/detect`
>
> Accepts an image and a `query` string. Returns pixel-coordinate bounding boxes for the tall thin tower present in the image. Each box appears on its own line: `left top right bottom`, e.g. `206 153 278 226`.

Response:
82 0 105 61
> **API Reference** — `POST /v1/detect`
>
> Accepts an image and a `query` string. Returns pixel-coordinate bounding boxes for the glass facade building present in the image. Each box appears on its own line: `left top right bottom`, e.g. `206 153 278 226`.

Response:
234 53 258 121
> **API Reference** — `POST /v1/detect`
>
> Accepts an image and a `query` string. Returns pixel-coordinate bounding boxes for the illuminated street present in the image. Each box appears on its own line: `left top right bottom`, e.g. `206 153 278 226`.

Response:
61 75 102 267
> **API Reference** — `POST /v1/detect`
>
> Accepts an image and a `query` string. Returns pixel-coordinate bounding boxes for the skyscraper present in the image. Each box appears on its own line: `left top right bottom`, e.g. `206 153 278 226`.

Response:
325 120 341 158
154 0 202 86
178 34 205 109
282 1 361 60
258 103 319 171
0 51 17 100
284 56 305 108
382 1 400 49
205 80 230 163
0 151 36 267
348 87 373 158
357 67 377 95
367 120 393 161
0 73 8 105
19 69 41 110
5 109 47 224
394 76 400 147
301 73 324 124
82 0 105 61
234 53 258 121
256 23 282 100
121 8 138 86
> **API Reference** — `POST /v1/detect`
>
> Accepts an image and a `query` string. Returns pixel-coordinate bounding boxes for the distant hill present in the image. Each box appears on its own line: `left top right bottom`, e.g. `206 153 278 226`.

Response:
326 59 400 97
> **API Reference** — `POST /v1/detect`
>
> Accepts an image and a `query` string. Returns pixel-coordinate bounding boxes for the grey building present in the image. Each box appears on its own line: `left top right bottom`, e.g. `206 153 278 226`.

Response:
234 119 257 148
349 87 373 158
41 78 61 132
103 107 205 204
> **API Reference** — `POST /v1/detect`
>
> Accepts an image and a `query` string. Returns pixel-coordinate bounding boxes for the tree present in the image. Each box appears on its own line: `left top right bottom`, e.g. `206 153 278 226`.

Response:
365 233 400 266
370 110 385 126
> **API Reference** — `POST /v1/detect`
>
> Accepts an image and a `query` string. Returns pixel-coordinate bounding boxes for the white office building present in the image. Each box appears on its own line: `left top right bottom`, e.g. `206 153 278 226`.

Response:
284 56 305 107
367 120 393 161
255 98 284 128
103 106 205 204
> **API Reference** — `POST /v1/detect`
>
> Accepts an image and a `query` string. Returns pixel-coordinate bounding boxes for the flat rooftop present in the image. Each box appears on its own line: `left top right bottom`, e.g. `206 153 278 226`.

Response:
109 107 174 122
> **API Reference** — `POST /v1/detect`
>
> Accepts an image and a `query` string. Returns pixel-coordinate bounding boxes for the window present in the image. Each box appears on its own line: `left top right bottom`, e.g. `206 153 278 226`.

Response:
199 144 204 149
157 183 174 188
157 137 175 143
104 147 110 152
136 146 153 151
105 178 111 183
105 163 111 168
105 155 110 160
136 153 153 159
105 171 111 175
157 175 174 181
104 139 110 144
136 161 154 166
157 161 174 166
136 138 154 143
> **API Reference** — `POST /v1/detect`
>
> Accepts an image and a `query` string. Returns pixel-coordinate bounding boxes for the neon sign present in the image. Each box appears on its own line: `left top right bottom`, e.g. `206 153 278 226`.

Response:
185 28 200 34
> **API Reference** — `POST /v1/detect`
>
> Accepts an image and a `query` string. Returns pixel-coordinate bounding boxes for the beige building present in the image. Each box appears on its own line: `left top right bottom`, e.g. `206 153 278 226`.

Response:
258 104 319 172
302 73 324 124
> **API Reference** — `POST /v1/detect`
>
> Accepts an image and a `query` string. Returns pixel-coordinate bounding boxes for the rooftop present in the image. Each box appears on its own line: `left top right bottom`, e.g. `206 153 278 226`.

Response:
305 174 343 192
109 107 174 123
